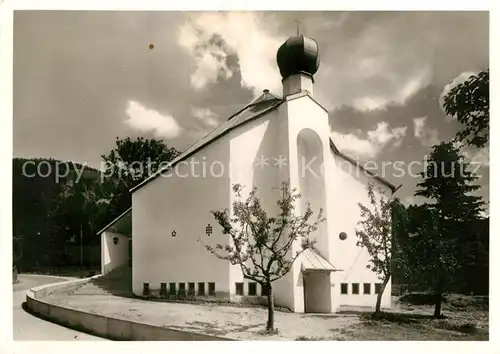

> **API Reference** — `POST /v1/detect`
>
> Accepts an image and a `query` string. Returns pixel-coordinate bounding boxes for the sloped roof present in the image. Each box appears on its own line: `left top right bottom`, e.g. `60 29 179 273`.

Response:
96 207 132 236
301 247 338 272
130 90 398 193
130 91 283 193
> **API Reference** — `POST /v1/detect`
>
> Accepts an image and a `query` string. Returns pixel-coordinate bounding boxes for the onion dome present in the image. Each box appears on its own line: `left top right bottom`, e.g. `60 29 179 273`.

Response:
276 35 320 81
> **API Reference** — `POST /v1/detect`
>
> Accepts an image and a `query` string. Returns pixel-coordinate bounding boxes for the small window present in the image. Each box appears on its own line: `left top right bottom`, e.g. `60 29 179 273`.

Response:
178 282 186 295
352 283 359 295
375 283 383 294
198 282 206 296
169 282 176 295
235 282 244 295
363 283 371 295
261 283 270 296
188 282 195 295
340 283 348 295
208 282 216 296
160 282 167 295
248 282 257 296
143 283 150 296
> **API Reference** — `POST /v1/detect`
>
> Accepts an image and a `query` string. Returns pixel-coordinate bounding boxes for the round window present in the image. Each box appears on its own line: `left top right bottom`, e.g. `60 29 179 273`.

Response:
339 232 347 240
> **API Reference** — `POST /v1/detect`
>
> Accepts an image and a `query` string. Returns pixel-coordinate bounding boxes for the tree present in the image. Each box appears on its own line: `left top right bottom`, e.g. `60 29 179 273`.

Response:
100 137 180 218
355 183 406 313
54 170 109 273
443 70 489 148
204 182 325 332
405 141 485 318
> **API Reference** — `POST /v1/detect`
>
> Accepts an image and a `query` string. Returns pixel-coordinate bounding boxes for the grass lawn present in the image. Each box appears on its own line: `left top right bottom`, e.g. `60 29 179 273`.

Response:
296 294 489 341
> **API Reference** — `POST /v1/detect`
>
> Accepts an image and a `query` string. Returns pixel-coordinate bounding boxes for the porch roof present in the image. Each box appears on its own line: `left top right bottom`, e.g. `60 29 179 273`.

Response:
301 248 338 272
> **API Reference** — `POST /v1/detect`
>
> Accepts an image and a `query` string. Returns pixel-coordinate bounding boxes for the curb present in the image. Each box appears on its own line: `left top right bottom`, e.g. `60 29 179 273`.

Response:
25 276 234 341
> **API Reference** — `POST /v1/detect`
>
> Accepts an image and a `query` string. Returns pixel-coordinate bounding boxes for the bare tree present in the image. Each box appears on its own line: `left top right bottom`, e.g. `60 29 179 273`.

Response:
356 183 404 313
204 182 325 332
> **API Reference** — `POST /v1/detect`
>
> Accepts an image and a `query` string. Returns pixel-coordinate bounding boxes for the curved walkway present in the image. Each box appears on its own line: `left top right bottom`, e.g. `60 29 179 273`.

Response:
13 274 107 341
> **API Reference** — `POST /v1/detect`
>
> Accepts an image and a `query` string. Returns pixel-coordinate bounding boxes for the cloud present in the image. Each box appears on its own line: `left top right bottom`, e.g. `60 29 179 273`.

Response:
413 116 440 146
331 121 407 159
439 71 476 121
178 12 284 97
124 101 183 139
462 146 489 167
191 106 219 128
350 70 431 112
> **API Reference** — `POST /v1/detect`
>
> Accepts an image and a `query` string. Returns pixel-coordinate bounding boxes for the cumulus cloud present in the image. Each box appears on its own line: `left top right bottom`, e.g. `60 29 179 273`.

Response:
177 12 284 97
462 146 489 167
177 12 488 113
191 106 219 128
331 121 407 159
413 116 440 147
350 70 431 111
439 71 476 121
124 101 183 138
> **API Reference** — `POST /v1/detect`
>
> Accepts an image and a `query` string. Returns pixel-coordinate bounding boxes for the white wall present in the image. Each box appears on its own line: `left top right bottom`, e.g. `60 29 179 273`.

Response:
285 94 335 312
327 151 392 308
132 137 231 296
101 232 130 275
227 108 291 302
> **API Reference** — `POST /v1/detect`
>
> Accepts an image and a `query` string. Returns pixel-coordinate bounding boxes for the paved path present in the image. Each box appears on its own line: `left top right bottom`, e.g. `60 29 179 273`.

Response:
13 274 107 341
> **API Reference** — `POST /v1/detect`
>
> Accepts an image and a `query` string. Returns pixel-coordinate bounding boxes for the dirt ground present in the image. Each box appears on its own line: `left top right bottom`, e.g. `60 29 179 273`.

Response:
45 293 489 341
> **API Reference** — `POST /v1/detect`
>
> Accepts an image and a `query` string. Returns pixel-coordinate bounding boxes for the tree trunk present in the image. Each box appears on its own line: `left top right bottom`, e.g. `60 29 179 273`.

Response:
266 283 275 332
433 278 444 319
375 276 391 313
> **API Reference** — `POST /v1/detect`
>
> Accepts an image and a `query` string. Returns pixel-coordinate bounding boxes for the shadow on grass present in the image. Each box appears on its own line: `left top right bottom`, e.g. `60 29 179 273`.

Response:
361 311 435 324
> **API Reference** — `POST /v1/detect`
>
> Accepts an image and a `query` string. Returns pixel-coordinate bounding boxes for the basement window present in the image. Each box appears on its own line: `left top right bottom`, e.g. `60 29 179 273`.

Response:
198 282 206 296
188 282 195 295
160 283 167 296
169 282 176 295
143 283 150 296
248 282 257 296
341 283 348 295
178 282 186 295
363 283 371 295
208 282 216 296
352 283 360 295
235 282 244 295
375 283 383 294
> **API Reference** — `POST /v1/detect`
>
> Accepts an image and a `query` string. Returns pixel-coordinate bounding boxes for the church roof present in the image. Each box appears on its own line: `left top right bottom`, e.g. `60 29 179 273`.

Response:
130 90 398 194
130 90 283 193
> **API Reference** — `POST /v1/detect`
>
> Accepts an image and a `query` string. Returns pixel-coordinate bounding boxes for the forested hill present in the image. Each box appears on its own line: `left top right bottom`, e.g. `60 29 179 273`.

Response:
12 157 103 270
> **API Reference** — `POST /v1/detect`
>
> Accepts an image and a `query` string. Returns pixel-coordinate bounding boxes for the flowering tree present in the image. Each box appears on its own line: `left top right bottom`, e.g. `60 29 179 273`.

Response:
204 182 325 332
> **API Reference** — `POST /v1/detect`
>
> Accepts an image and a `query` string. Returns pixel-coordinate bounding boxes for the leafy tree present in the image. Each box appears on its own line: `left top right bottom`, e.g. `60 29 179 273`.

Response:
443 69 489 148
404 141 485 318
100 137 180 217
204 182 325 332
355 183 407 313
53 170 109 273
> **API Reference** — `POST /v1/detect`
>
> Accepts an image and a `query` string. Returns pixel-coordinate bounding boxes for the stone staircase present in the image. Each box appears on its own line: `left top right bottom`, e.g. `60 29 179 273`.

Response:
70 266 132 296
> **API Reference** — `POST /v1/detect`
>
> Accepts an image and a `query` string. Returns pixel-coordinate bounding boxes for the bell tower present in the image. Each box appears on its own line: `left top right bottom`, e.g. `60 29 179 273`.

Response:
274 33 338 313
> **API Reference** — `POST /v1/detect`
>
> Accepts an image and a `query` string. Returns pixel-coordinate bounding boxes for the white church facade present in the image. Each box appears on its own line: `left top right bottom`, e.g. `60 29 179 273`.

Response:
99 34 398 313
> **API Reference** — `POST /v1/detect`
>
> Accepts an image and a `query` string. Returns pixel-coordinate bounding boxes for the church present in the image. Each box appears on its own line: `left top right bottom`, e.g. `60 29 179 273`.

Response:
98 33 398 313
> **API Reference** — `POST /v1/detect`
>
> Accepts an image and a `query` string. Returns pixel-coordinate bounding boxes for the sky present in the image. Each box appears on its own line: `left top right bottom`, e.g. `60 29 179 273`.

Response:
13 11 490 210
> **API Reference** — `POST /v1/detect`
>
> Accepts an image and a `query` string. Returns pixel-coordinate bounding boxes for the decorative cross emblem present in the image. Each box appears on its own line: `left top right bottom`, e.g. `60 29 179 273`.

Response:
206 224 213 236
171 230 177 237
